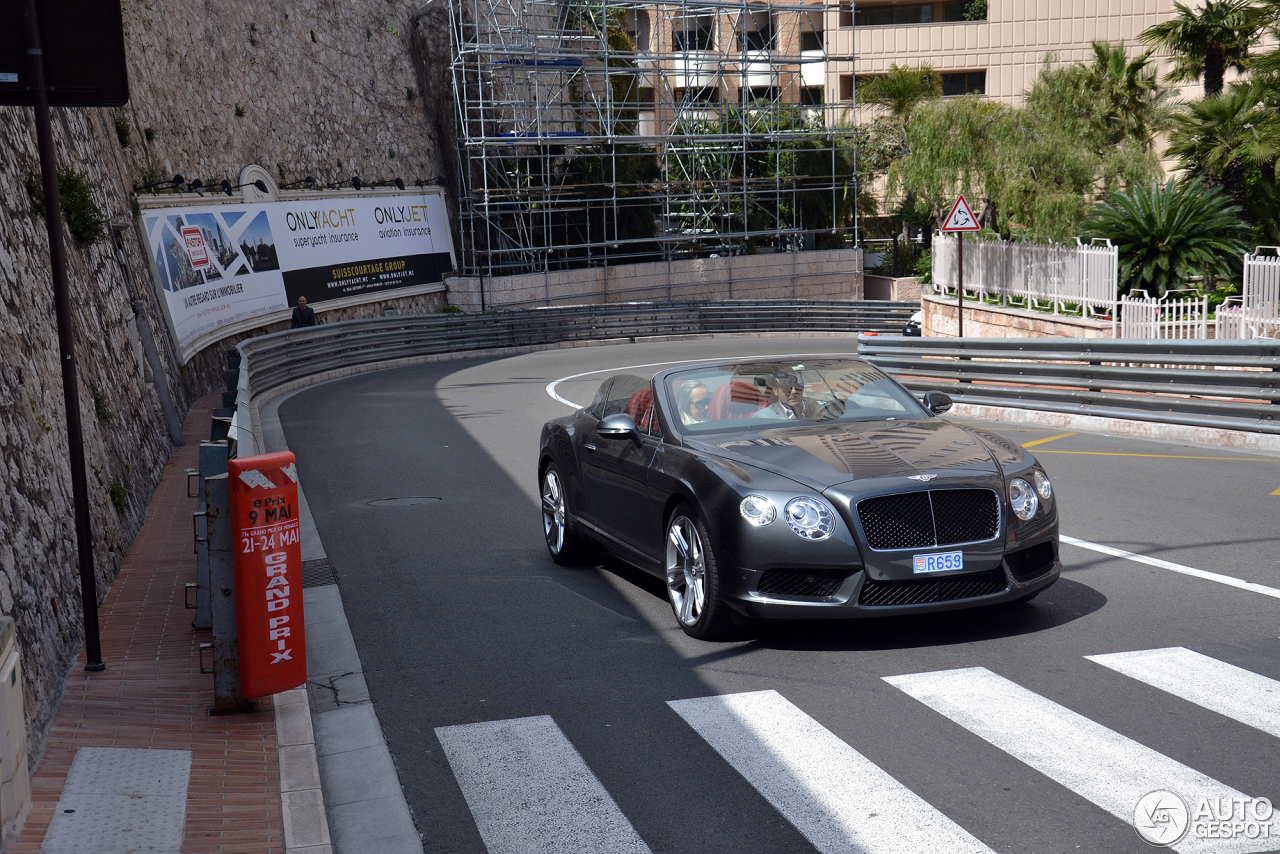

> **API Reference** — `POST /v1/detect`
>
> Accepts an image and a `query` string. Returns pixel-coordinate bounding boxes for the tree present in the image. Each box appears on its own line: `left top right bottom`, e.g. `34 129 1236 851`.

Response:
1083 178 1251 297
892 64 1161 243
1166 82 1280 223
855 64 942 119
1078 41 1173 150
1139 0 1268 95
889 95 1008 229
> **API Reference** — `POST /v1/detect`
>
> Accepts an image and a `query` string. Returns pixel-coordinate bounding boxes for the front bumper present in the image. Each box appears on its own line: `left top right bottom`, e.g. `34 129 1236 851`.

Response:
721 531 1061 620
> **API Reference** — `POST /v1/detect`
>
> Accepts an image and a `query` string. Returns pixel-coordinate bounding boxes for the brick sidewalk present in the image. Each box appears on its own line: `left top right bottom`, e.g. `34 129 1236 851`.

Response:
11 392 284 854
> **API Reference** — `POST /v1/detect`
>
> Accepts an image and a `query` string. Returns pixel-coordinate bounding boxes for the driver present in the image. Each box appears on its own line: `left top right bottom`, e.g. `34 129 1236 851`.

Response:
751 372 818 420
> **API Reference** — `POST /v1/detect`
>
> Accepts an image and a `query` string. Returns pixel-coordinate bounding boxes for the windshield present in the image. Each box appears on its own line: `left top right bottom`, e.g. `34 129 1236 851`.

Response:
664 358 927 433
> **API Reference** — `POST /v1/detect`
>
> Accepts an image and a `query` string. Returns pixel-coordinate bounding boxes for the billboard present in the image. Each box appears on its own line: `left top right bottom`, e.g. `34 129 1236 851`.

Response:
139 193 454 360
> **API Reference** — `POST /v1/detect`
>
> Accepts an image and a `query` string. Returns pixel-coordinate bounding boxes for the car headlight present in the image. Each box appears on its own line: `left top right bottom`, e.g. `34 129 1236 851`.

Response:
1009 478 1039 521
784 497 835 540
1033 470 1052 501
740 495 777 527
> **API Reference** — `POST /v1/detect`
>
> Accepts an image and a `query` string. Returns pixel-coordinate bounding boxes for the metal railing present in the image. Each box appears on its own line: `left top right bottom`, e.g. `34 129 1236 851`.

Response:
232 300 917 453
857 335 1280 434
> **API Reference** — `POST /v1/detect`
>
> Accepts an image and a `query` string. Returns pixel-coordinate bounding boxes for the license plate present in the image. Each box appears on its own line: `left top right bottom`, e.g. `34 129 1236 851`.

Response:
913 550 963 574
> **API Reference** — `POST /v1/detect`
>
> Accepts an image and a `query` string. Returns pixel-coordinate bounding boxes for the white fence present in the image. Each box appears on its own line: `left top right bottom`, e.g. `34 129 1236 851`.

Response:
933 238 1280 339
932 233 1118 316
1218 248 1280 339
1120 291 1209 339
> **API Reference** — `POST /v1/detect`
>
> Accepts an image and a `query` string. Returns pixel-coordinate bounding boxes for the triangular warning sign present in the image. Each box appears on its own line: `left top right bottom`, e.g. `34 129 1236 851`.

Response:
941 194 981 232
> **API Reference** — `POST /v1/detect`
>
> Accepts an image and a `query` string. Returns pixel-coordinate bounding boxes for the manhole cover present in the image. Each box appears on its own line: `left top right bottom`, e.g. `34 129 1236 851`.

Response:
366 497 444 507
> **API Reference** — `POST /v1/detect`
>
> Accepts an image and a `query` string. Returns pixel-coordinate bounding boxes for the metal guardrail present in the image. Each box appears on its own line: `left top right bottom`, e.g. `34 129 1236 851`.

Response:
232 300 917 453
857 335 1280 434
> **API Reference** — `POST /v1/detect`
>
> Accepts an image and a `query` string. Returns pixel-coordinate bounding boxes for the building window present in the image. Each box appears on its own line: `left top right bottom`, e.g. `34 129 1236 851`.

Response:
838 74 854 102
747 86 779 103
675 86 720 104
741 12 776 51
854 2 978 27
801 86 823 106
625 10 651 52
800 29 823 51
637 87 656 106
673 16 715 51
942 70 986 96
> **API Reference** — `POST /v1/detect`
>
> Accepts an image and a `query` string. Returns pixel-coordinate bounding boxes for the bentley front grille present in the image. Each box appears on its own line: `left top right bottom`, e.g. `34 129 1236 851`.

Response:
757 569 847 599
858 567 1008 607
856 489 1000 551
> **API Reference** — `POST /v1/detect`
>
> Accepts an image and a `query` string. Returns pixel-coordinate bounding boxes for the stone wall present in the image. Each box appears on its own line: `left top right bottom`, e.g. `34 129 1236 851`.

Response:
921 293 1115 338
448 248 865 311
0 0 449 779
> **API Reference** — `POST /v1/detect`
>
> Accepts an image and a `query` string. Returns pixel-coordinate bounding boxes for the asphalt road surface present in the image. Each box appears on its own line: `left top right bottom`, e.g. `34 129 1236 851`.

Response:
280 337 1280 854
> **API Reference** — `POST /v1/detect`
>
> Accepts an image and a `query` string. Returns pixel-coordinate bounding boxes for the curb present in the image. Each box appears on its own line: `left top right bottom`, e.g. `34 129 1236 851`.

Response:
274 686 332 854
949 402 1280 456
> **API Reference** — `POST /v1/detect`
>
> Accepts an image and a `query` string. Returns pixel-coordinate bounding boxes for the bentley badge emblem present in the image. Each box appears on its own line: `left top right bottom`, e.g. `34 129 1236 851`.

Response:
908 474 937 482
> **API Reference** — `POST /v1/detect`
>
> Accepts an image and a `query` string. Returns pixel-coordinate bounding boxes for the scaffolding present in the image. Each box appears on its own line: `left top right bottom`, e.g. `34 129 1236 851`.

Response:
448 0 858 280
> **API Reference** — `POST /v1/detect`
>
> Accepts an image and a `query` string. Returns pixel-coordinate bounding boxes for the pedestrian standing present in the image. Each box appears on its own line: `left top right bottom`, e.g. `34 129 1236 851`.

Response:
291 296 315 329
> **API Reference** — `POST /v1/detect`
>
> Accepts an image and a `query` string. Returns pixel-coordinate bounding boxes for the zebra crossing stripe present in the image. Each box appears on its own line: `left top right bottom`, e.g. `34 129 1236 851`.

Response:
435 715 651 854
668 690 995 854
885 667 1279 854
1086 647 1280 739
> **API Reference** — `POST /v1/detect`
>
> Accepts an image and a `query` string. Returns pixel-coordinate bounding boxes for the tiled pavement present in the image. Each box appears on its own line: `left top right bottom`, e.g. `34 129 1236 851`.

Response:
11 392 284 854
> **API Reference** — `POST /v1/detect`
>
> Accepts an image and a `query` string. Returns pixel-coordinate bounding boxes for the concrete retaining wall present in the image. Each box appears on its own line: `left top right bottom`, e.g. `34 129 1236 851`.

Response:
865 275 922 302
447 249 864 311
921 292 1114 338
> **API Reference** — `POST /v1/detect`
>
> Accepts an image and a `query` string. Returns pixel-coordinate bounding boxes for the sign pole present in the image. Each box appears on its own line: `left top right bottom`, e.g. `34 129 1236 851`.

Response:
941 194 980 340
957 234 964 339
23 0 105 671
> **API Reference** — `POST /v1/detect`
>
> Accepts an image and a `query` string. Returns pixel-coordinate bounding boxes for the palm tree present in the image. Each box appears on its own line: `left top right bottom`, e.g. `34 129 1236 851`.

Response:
1084 178 1250 296
1249 1 1280 79
1166 82 1280 218
1080 41 1173 150
855 64 942 119
1139 0 1268 95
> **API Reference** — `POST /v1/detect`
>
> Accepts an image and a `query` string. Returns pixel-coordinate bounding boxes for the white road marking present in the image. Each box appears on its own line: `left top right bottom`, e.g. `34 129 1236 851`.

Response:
545 351 855 408
434 715 651 854
1061 535 1280 600
1087 647 1280 739
885 667 1279 854
668 690 995 854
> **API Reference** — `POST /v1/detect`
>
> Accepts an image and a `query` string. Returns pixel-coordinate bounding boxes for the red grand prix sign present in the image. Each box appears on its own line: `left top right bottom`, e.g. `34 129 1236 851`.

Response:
228 452 307 698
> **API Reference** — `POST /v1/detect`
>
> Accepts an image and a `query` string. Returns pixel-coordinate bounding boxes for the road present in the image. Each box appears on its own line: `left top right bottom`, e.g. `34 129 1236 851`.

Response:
279 337 1280 854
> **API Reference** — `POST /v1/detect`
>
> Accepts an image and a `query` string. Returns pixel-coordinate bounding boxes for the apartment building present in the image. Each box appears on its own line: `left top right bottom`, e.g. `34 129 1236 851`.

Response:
829 0 1191 112
622 0 1190 132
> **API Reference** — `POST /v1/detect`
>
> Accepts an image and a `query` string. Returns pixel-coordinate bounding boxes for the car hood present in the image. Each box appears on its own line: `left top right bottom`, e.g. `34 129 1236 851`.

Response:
688 419 1003 491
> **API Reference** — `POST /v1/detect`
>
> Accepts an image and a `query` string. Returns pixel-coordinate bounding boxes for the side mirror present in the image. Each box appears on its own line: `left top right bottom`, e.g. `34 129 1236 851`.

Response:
598 413 642 445
923 390 953 416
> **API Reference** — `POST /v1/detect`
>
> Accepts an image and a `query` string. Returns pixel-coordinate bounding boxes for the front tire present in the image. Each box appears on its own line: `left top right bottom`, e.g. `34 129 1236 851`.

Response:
541 463 595 566
665 504 735 640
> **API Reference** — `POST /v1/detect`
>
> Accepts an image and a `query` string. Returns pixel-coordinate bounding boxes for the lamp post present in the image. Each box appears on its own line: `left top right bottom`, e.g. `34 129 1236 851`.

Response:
23 0 104 671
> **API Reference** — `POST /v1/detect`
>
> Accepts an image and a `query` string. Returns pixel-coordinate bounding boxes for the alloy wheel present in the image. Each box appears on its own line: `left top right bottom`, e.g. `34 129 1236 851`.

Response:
541 468 566 554
666 515 706 626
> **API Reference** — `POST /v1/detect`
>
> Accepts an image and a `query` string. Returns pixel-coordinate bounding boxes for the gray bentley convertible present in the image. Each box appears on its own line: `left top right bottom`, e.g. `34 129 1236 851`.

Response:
538 357 1061 639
